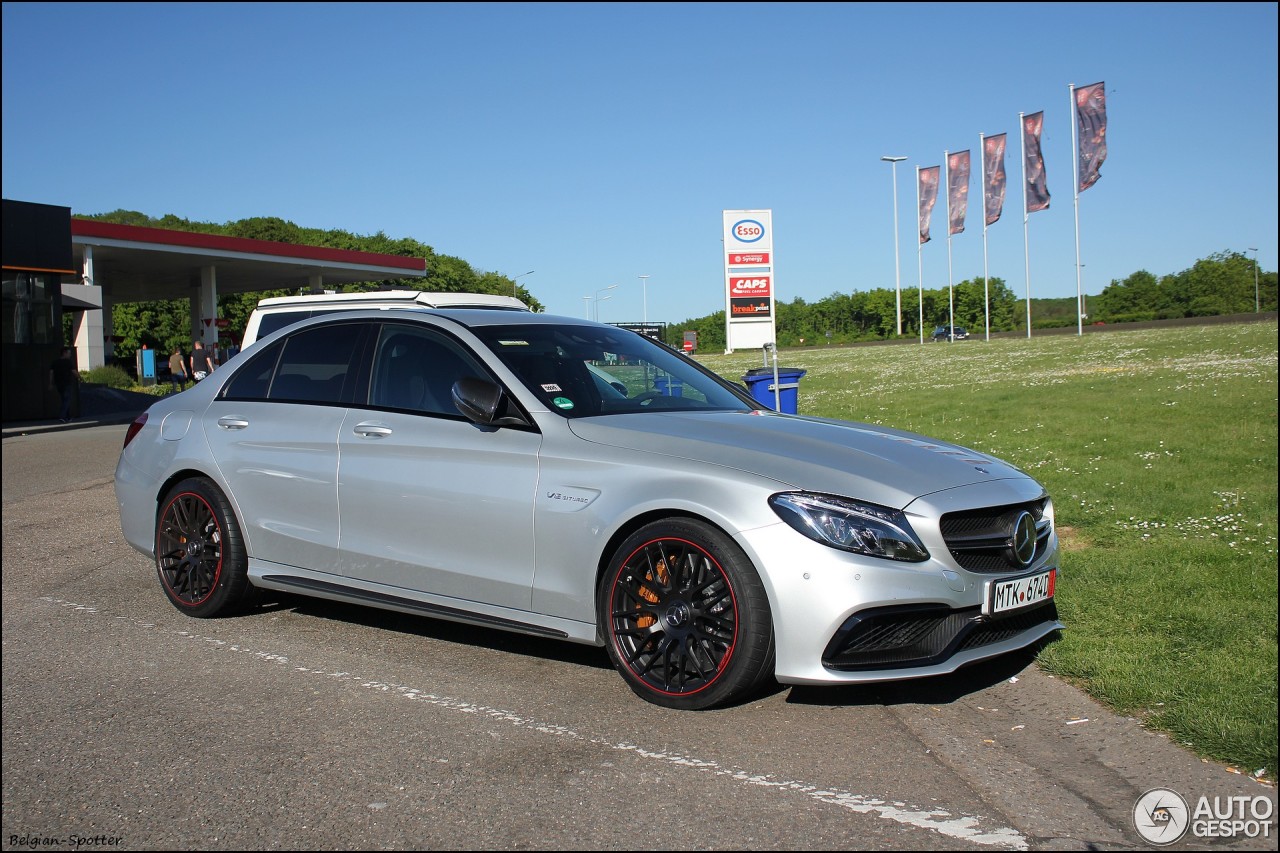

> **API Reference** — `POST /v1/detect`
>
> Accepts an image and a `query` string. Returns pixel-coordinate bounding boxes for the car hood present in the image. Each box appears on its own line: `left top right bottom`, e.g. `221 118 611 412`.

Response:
565 410 1033 509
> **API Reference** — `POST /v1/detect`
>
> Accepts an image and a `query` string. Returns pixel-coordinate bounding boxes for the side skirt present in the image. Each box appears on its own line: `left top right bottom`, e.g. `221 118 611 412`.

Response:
253 570 586 642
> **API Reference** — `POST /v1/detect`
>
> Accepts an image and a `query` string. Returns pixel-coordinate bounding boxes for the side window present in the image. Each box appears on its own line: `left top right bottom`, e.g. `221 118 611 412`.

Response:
369 325 488 416
222 339 284 400
268 322 364 403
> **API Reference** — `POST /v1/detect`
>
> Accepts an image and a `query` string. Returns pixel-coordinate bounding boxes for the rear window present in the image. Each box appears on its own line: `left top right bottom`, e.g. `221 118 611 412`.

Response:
254 308 346 341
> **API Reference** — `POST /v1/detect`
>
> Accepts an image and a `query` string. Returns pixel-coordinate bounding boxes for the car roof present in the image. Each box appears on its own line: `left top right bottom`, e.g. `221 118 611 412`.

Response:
266 307 594 331
426 308 580 326
244 307 596 351
253 290 530 311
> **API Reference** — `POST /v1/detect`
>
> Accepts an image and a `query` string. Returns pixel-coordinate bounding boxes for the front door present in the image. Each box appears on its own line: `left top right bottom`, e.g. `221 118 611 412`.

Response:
336 323 541 610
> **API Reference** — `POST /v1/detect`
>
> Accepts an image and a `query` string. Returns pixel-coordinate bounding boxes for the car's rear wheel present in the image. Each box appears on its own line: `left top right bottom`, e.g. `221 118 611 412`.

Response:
155 477 252 617
599 519 774 710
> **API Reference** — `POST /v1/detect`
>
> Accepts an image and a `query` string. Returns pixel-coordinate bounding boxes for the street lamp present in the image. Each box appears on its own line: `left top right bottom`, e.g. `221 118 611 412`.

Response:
1248 248 1259 312
595 284 618 322
595 295 614 322
583 295 592 319
639 274 650 324
881 156 907 336
512 270 535 297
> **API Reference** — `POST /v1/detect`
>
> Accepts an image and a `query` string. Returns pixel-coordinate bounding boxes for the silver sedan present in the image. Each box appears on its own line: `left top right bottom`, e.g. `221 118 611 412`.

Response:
115 309 1062 709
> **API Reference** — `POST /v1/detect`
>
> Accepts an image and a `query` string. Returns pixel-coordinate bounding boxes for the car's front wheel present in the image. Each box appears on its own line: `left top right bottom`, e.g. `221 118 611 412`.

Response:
155 477 252 617
599 519 774 710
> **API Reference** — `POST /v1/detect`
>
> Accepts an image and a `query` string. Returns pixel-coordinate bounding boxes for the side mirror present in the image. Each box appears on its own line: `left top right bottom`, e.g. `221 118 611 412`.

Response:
451 377 528 427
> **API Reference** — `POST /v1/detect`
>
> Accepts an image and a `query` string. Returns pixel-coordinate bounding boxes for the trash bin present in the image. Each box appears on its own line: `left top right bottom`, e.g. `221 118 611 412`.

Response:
742 367 807 414
654 376 683 397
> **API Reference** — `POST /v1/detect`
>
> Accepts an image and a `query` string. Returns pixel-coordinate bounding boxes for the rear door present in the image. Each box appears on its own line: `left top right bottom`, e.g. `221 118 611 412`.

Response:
202 321 366 572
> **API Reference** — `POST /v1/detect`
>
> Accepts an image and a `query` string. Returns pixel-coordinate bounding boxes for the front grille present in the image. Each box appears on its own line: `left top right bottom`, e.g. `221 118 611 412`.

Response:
940 498 1053 573
823 602 1058 671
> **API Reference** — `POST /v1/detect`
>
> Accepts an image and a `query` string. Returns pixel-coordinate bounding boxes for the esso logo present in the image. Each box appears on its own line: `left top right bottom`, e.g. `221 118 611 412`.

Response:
732 219 765 243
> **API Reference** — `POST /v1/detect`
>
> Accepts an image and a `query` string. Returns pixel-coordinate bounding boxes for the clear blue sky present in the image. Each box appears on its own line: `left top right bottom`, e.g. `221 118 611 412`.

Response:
4 2 1276 324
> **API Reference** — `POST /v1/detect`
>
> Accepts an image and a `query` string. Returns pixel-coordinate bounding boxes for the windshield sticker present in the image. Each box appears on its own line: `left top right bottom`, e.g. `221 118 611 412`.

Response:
541 384 562 393
553 397 575 410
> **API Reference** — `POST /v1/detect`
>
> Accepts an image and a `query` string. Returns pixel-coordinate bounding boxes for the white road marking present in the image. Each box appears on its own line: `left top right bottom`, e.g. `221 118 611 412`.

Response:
42 596 1029 849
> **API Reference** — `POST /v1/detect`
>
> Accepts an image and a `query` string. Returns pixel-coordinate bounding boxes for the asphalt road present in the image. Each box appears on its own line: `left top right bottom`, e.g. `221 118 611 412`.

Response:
2 424 1274 851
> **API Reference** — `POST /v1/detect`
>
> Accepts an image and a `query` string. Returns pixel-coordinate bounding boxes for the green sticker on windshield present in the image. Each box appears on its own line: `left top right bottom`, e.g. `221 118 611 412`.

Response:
553 397 575 410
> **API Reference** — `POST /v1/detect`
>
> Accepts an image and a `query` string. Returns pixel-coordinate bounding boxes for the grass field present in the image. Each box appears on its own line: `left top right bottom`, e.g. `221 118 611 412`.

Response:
697 320 1278 778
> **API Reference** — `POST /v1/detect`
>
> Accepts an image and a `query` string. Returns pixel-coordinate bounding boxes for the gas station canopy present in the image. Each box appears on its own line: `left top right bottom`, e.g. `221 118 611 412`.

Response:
72 219 427 302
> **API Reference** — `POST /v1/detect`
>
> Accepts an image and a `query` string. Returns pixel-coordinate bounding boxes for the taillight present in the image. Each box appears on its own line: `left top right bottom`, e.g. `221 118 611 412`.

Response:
122 413 148 449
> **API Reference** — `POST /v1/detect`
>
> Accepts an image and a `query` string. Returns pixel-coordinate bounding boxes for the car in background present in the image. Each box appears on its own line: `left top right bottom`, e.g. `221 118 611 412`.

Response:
241 289 531 348
931 325 970 342
115 309 1061 710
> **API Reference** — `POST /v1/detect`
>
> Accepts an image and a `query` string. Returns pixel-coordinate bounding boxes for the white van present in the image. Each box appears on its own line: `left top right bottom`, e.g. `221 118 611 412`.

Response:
241 290 531 347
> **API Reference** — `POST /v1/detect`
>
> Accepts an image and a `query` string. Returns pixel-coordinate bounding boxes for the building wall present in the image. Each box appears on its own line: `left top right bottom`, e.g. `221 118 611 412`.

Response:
2 200 76 422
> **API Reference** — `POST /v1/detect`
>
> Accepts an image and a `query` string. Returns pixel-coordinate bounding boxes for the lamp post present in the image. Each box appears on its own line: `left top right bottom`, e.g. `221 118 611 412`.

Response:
881 156 907 336
595 296 614 322
639 274 650 325
583 296 592 319
595 284 618 322
1248 248 1259 312
512 270 535 297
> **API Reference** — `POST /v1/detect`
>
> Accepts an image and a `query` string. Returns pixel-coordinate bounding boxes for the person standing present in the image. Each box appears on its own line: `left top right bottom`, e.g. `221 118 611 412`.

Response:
168 345 188 392
48 346 76 422
191 340 218 381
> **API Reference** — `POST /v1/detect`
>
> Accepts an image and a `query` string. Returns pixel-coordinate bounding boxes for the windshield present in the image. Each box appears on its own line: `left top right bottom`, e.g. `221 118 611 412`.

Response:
472 323 758 418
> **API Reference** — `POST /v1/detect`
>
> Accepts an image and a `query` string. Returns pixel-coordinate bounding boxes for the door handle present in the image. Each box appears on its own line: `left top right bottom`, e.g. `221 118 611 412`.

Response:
216 416 249 430
353 422 393 439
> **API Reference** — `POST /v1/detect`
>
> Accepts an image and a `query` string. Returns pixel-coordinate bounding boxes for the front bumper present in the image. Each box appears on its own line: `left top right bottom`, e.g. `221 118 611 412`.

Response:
823 601 1058 670
735 520 1062 686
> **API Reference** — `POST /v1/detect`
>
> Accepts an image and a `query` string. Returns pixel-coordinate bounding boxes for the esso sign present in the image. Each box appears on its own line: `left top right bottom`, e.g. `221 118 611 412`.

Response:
731 219 765 243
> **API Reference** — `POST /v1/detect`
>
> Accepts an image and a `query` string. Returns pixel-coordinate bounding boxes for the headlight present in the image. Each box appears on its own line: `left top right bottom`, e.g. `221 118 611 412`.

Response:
769 492 929 562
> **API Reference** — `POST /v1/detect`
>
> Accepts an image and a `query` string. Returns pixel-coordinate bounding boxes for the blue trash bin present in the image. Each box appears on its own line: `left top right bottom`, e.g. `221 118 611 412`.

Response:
742 367 807 414
654 376 684 397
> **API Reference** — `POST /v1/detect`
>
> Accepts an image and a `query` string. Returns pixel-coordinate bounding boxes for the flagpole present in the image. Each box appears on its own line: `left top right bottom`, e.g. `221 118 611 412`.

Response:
1019 113 1032 339
1070 83 1084 337
916 165 924 345
882 156 907 337
944 150 955 342
981 138 993 343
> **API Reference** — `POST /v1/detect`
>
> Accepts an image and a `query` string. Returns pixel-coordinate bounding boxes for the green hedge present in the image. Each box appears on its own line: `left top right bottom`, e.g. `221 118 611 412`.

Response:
81 364 135 389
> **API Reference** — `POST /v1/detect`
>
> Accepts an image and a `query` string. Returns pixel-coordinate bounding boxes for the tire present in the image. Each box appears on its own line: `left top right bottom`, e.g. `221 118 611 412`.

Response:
155 477 252 617
599 518 774 710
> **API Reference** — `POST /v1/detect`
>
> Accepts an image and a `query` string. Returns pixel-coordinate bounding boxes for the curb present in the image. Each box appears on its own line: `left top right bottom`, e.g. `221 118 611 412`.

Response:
2 411 141 438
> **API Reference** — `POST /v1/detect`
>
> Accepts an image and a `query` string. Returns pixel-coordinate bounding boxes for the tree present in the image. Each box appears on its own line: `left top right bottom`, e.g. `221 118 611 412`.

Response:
110 299 195 365
1094 270 1160 321
226 216 303 244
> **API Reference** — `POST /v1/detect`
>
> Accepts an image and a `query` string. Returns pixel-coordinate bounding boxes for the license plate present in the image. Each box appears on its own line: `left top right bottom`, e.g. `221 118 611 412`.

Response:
987 569 1056 616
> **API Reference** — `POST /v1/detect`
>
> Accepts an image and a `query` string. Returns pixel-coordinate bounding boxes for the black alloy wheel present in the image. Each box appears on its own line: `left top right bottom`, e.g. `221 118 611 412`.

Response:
600 519 773 710
156 477 251 617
